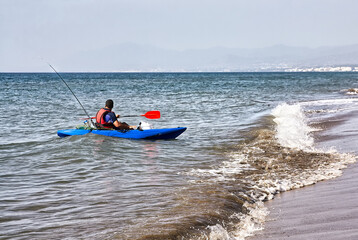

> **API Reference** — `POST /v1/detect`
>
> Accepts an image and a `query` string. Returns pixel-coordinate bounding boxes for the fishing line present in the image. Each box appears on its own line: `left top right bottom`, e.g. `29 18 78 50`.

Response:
48 64 96 128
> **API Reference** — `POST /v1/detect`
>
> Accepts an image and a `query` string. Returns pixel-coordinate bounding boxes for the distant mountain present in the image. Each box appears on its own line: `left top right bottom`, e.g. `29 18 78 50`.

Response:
61 43 358 72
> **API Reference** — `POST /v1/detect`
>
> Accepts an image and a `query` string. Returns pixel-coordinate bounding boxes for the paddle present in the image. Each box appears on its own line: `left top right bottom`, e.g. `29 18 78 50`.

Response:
81 111 161 120
128 110 161 119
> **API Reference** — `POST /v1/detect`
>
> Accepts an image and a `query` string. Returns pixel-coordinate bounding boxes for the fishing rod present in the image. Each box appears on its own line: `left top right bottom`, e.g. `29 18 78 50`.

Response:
48 64 96 128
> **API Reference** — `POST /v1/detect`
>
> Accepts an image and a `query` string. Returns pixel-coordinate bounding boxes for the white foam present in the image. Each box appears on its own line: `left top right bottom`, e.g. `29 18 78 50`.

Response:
204 202 269 240
206 224 231 240
233 202 269 239
272 98 358 150
271 103 315 150
300 98 358 107
341 88 358 95
185 153 253 182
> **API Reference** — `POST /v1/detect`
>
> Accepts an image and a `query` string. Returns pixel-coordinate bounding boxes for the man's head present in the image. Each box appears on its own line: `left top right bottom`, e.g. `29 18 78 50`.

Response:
105 99 114 109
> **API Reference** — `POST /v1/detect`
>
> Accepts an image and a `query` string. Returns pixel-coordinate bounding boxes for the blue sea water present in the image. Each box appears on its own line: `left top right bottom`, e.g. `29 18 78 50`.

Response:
1 72 358 239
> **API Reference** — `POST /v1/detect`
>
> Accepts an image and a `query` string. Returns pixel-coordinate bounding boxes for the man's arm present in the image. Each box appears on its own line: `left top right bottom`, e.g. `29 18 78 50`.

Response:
113 119 136 130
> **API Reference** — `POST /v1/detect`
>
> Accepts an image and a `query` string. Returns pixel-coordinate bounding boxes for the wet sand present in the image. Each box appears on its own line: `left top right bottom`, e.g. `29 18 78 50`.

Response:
249 111 358 240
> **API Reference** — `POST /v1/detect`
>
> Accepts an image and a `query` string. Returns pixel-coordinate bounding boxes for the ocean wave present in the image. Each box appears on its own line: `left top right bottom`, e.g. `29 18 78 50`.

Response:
181 101 357 240
301 98 358 106
271 103 315 150
341 88 358 95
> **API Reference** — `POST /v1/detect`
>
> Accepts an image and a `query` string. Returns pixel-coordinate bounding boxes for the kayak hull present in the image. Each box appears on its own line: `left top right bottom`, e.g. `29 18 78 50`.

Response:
57 127 186 140
57 129 91 138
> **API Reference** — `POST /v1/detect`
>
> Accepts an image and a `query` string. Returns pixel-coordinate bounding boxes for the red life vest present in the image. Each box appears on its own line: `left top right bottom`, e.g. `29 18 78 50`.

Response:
95 108 114 128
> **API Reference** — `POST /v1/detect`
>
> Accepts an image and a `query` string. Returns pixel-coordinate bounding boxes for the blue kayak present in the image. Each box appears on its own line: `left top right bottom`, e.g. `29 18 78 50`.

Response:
57 127 186 140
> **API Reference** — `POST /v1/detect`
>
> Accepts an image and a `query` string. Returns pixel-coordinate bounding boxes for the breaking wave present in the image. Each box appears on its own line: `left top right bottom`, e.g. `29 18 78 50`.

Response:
182 101 357 239
272 103 315 150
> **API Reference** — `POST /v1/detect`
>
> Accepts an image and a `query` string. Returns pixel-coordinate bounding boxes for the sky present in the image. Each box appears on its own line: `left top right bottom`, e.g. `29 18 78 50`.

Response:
1 0 358 72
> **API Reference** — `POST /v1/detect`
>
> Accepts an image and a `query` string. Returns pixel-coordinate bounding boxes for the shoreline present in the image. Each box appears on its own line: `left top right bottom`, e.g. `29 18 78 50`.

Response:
249 110 358 240
249 162 358 240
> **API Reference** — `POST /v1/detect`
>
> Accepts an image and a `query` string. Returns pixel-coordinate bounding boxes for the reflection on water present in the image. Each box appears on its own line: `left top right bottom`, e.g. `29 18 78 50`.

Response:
143 142 159 159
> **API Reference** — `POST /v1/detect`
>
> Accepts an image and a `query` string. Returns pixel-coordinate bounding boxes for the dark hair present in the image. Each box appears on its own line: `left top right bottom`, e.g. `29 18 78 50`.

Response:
105 99 114 109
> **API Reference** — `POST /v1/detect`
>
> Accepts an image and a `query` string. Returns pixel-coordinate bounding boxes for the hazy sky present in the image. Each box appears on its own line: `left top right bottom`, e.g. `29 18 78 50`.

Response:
1 0 358 71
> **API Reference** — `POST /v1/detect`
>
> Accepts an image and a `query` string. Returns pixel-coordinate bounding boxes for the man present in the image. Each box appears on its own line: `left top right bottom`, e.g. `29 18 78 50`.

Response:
95 99 136 130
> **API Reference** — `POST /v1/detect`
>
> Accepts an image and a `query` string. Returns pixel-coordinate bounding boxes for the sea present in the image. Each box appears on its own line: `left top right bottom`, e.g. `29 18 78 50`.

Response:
1 72 358 240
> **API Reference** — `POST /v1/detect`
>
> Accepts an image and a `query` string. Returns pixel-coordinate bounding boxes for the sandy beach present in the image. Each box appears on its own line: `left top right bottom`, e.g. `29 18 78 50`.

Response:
249 110 358 240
